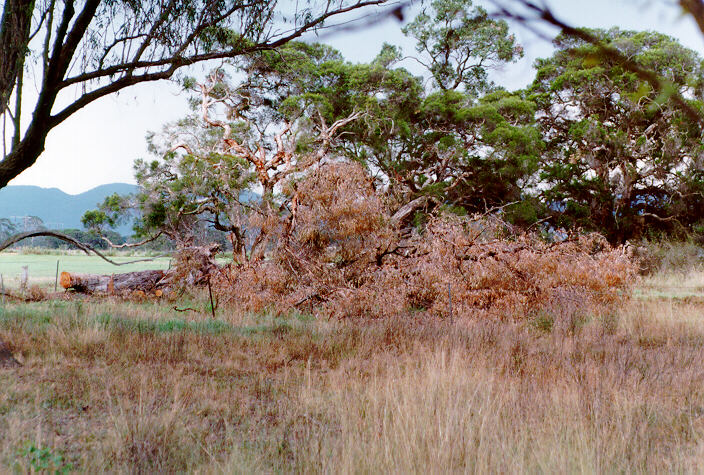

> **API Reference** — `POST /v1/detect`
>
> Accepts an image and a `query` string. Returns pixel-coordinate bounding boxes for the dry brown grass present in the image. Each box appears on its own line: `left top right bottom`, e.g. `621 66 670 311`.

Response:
1 275 703 473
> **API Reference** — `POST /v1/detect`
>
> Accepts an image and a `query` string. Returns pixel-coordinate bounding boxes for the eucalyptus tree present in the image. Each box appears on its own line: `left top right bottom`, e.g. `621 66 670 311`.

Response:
0 0 390 189
530 29 704 242
403 0 522 94
87 0 540 258
333 0 541 221
121 42 368 261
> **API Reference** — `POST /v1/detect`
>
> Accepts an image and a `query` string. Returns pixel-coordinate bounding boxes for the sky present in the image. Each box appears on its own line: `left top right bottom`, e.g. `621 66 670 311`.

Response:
7 0 704 194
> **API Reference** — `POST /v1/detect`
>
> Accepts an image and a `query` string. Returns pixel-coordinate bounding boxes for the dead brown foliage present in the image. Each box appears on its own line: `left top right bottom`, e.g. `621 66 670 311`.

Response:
25 284 47 301
164 243 221 289
216 162 636 320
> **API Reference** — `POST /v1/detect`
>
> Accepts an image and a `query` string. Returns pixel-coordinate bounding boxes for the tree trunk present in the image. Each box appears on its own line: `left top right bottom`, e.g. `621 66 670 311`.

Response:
0 0 34 114
391 195 431 227
0 337 20 368
60 270 166 293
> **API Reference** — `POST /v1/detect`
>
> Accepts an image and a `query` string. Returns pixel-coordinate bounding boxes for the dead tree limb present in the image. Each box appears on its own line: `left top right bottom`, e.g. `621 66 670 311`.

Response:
391 195 431 227
293 293 321 307
0 230 159 266
173 306 198 313
0 290 32 302
60 270 166 293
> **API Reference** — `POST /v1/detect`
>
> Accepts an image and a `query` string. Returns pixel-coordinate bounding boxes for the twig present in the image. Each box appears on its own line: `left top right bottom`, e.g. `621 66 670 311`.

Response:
479 200 520 217
293 293 320 307
173 306 198 313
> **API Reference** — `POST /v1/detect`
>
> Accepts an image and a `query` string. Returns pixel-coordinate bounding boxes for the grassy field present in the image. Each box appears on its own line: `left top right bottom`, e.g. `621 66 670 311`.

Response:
0 252 171 290
0 265 703 472
636 269 704 300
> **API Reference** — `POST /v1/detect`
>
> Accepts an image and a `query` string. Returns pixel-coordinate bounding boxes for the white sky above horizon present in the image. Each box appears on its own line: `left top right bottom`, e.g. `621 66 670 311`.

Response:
7 0 704 195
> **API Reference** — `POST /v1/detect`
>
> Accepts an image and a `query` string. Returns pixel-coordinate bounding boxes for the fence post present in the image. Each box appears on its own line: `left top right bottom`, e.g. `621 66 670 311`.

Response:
20 266 28 291
448 282 453 325
207 275 215 319
55 260 60 292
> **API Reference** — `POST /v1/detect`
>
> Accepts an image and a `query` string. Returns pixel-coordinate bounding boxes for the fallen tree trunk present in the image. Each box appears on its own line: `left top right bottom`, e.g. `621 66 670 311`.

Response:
60 270 166 293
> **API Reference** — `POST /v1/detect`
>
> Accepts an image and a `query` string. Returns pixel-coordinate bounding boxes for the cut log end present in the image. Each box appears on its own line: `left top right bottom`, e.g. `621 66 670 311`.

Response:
60 271 73 289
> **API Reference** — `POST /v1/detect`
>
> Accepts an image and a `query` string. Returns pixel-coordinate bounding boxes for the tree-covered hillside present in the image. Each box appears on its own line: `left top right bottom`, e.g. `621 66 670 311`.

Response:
0 183 138 235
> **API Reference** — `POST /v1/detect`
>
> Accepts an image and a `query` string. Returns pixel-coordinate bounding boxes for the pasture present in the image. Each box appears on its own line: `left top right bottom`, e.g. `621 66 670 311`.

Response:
0 252 171 290
0 258 703 472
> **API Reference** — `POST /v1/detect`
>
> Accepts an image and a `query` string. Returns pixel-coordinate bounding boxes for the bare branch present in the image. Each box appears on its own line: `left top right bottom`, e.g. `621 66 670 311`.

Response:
0 231 161 266
101 231 164 249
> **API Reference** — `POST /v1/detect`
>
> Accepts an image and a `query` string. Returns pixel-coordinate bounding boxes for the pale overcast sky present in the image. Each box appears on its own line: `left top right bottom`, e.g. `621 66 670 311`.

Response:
8 0 704 194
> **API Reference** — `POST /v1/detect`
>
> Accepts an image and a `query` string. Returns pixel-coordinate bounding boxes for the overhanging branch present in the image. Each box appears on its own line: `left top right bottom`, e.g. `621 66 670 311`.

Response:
0 230 161 266
492 0 704 127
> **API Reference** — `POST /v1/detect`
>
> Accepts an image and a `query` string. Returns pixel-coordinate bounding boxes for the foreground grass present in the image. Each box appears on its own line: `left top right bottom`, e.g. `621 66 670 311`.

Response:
0 280 703 472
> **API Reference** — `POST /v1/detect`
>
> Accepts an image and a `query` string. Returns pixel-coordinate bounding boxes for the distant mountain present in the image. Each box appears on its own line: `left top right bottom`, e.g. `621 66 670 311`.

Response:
0 183 139 235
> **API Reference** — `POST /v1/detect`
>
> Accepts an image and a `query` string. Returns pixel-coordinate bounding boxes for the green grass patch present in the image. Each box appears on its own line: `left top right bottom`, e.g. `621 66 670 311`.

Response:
0 303 62 330
0 299 317 339
96 313 235 334
95 313 312 338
